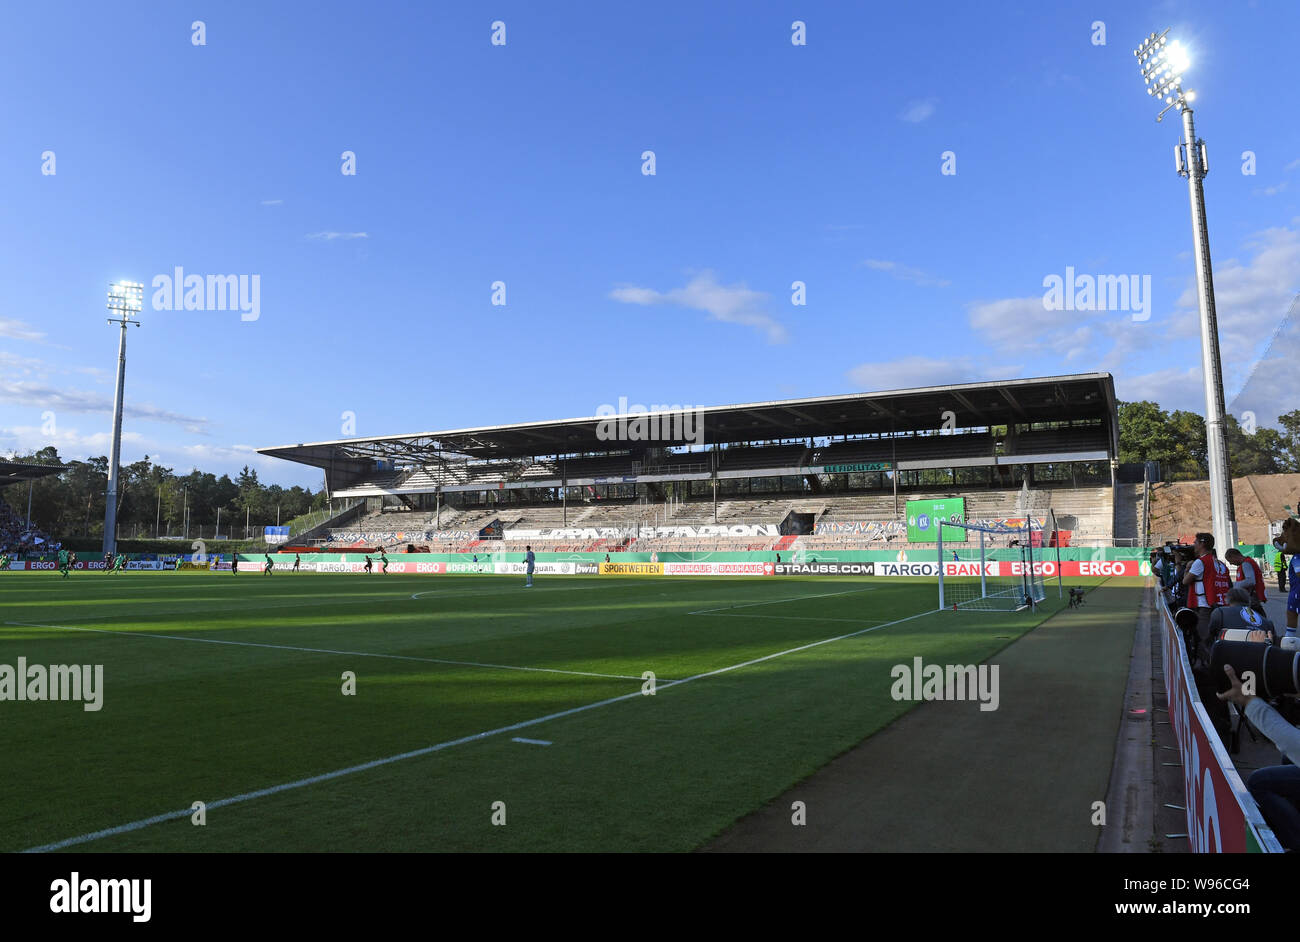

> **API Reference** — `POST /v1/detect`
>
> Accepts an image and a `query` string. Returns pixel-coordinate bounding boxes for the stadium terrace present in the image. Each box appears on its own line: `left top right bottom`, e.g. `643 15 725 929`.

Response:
257 373 1118 526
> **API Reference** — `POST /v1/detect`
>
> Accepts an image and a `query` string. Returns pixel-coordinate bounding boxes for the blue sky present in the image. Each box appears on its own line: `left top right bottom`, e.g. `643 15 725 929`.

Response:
3 0 1299 488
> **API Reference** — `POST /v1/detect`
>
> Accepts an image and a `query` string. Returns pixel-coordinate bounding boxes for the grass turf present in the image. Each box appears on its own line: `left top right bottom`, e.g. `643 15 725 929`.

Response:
0 571 1104 852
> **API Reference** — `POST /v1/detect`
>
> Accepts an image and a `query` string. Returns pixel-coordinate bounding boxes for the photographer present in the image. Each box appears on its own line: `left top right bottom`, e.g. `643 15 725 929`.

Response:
1152 545 1171 583
1181 532 1233 663
1162 545 1194 610
1208 586 1277 641
1225 547 1266 605
1218 665 1300 851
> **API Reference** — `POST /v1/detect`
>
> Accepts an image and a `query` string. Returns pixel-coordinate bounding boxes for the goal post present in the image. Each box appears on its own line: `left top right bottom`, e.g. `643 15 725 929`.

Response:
937 519 1047 612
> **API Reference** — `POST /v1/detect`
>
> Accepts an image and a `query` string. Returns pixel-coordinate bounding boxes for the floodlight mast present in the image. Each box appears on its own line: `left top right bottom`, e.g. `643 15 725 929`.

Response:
1134 30 1237 552
103 281 143 556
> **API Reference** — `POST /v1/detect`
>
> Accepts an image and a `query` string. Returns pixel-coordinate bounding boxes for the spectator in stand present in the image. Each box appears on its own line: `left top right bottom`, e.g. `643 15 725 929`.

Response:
0 500 53 556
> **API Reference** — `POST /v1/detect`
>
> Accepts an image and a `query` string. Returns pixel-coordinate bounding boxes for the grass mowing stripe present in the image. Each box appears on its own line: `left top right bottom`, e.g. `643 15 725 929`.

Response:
408 580 667 600
21 605 934 853
692 613 885 623
686 586 874 614
4 620 657 682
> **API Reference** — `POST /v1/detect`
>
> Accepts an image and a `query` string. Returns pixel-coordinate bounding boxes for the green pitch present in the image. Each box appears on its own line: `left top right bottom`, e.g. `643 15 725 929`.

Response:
0 572 1091 852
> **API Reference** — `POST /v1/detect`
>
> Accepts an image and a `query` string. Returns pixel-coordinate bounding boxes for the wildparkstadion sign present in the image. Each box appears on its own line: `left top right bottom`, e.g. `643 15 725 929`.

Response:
817 462 892 474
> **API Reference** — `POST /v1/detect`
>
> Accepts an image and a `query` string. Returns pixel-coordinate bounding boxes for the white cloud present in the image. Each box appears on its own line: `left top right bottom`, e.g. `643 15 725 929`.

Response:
846 355 1023 391
958 289 1171 383
178 442 260 461
609 271 787 343
899 98 938 123
862 258 950 287
0 425 315 486
171 443 312 481
608 286 661 305
1116 366 1204 412
0 351 46 376
0 380 209 430
967 296 1102 358
844 231 1300 417
0 423 143 456
307 231 368 240
1171 227 1300 391
0 318 45 342
261 199 284 205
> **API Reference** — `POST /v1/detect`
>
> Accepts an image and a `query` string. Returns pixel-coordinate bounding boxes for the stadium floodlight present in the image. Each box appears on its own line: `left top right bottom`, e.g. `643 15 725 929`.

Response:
1133 29 1237 553
103 281 144 556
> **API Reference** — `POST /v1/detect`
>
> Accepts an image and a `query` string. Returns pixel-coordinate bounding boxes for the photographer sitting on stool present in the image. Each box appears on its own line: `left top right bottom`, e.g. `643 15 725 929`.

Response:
1209 586 1278 642
1219 664 1300 851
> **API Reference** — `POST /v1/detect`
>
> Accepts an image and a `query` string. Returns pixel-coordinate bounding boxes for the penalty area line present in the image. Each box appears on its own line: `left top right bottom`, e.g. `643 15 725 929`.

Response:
20 605 937 854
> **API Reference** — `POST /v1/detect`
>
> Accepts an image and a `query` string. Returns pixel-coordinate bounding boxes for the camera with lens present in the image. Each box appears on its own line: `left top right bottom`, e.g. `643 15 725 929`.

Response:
1210 640 1300 700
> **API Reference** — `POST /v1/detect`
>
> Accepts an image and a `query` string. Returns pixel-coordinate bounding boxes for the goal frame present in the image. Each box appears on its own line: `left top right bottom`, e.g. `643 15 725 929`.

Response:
936 518 1045 612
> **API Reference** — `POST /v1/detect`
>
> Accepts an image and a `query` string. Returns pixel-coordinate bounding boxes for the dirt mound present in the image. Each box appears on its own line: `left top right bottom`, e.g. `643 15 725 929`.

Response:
1148 473 1300 544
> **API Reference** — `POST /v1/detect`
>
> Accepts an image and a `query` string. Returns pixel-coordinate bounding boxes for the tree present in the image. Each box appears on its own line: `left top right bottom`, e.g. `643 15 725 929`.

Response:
3 449 325 540
1117 401 1181 465
1224 415 1284 476
1277 410 1300 473
1167 410 1208 472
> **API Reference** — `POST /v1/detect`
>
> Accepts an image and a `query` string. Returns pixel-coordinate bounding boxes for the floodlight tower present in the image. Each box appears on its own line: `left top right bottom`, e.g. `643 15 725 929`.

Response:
1134 30 1237 551
103 281 144 555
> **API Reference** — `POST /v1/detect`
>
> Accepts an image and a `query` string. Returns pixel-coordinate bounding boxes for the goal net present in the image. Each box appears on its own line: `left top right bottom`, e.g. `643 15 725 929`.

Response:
937 519 1046 612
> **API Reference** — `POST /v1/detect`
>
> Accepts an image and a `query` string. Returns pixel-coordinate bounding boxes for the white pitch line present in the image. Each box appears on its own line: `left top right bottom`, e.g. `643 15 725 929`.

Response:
686 586 874 615
511 737 552 746
4 621 654 682
20 605 936 853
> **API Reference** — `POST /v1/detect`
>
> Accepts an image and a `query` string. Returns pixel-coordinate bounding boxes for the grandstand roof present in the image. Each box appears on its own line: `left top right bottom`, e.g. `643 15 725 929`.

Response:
0 460 63 488
259 373 1118 471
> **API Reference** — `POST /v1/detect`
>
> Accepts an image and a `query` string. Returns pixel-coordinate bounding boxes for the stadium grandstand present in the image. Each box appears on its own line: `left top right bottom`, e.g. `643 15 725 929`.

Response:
258 372 1121 554
0 459 61 555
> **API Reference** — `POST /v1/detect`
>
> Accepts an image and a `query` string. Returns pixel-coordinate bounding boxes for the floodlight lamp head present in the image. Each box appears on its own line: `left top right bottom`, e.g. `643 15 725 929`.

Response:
106 280 145 316
1136 28 1192 119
